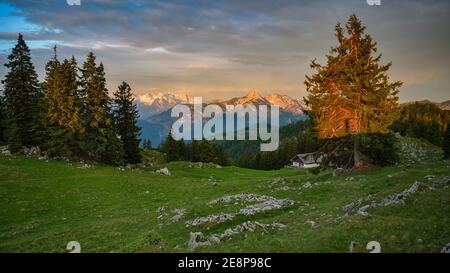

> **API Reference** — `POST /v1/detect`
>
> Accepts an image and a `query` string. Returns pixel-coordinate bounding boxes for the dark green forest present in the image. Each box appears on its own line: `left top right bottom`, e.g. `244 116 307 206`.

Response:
391 102 449 146
0 34 141 165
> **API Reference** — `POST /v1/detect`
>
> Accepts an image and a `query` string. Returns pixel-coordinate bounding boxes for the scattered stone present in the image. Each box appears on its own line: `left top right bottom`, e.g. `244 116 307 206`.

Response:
187 193 294 227
0 146 11 156
441 243 450 253
187 221 286 252
343 181 424 216
431 176 450 189
155 167 171 176
273 177 286 184
349 241 356 253
170 208 187 223
186 213 235 227
303 182 312 189
239 198 295 216
208 192 276 205
424 175 435 181
357 206 370 216
342 199 363 213
399 139 443 163
366 194 375 202
157 206 166 214
343 176 449 218
78 163 92 169
21 146 41 156
359 181 423 215
306 220 316 228
188 232 211 252
345 177 355 182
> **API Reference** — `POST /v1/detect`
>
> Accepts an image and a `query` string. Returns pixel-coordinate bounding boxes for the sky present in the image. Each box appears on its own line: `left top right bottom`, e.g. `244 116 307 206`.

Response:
0 0 449 102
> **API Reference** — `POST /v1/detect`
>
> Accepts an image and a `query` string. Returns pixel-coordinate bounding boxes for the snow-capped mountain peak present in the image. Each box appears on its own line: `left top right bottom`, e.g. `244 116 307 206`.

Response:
266 93 308 115
223 90 269 105
138 91 192 106
136 91 192 118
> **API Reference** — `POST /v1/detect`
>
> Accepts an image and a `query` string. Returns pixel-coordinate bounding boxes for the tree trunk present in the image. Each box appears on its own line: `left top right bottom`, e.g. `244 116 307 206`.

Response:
353 137 363 168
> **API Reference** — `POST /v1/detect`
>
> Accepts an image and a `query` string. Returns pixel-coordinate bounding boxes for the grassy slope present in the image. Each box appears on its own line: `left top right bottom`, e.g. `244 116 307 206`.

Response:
0 140 449 253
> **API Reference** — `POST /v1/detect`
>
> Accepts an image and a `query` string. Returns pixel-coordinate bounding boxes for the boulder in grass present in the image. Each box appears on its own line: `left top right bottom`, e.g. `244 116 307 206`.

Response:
0 146 11 156
156 167 171 176
441 243 450 253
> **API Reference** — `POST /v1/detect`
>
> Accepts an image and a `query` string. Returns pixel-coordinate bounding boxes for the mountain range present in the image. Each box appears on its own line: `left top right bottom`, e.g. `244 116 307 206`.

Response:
136 91 450 148
400 100 450 111
136 91 308 147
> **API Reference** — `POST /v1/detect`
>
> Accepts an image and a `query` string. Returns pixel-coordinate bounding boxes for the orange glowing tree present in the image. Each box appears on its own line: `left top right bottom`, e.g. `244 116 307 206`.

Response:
305 15 403 167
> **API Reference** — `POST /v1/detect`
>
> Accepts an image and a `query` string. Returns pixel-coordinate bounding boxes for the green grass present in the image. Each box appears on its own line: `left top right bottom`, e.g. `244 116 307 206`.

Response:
0 150 449 253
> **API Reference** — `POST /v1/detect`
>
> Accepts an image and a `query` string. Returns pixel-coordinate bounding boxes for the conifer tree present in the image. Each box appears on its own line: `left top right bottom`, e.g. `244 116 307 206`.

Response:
63 56 84 156
41 46 63 155
41 46 84 157
102 125 125 166
1 34 43 150
79 53 117 161
161 131 182 161
305 15 402 167
142 139 152 150
189 140 200 162
113 82 142 164
444 122 450 159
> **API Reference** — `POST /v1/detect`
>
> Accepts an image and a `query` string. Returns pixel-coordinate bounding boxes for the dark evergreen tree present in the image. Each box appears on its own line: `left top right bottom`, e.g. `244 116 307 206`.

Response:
444 122 450 159
161 131 182 161
113 82 142 164
79 53 121 162
102 125 125 166
142 139 152 150
305 15 402 168
64 56 84 156
1 34 43 150
189 140 201 162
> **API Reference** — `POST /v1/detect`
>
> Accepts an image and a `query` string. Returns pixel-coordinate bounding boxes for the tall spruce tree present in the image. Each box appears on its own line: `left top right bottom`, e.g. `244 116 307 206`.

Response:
79 53 118 162
41 46 63 155
42 50 84 157
161 131 182 162
62 56 84 156
444 122 450 159
113 82 142 164
142 139 152 150
1 34 43 151
305 15 402 167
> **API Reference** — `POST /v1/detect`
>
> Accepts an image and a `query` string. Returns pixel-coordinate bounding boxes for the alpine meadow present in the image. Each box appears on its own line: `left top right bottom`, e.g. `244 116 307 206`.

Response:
0 0 449 259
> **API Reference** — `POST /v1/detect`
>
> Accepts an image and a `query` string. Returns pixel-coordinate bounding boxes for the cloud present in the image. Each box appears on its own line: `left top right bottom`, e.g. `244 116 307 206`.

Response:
145 47 171 54
0 0 449 102
186 63 221 70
